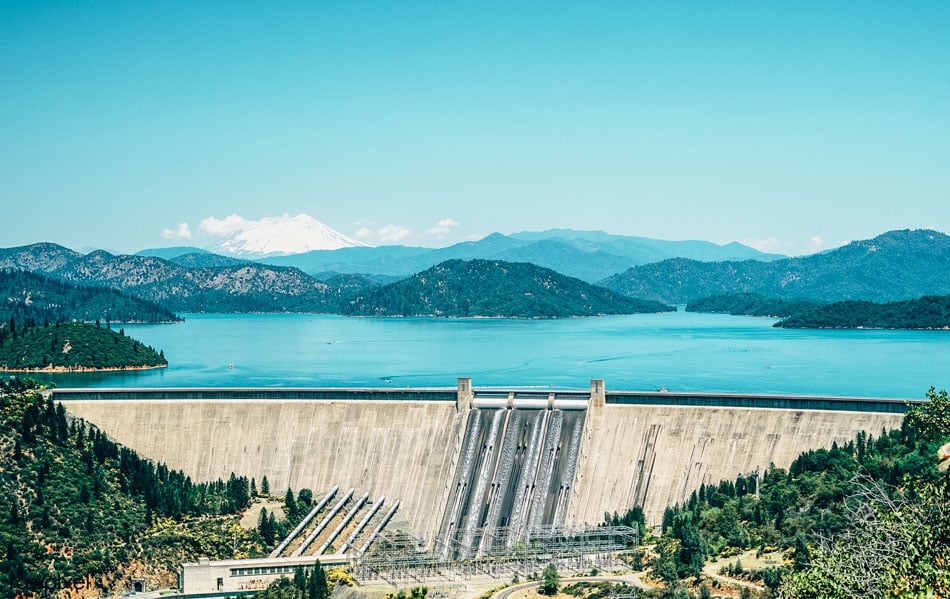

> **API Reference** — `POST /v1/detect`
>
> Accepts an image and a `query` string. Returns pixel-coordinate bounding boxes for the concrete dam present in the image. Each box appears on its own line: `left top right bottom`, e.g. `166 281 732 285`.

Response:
53 379 914 547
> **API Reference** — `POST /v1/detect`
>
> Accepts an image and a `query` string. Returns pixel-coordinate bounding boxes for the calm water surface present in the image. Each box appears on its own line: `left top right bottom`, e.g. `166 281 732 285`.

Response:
33 312 949 399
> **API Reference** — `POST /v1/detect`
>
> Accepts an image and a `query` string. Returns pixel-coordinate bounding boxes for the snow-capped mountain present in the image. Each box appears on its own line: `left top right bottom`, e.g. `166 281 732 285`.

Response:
209 213 368 258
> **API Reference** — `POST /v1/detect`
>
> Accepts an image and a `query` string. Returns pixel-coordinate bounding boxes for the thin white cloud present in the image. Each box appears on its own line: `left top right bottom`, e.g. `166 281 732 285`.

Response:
353 223 413 244
426 218 460 238
743 235 832 256
199 214 249 237
377 224 412 243
744 237 781 252
161 222 193 240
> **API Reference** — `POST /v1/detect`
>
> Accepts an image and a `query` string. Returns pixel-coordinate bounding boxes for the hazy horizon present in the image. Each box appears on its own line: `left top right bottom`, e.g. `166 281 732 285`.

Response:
1 219 883 259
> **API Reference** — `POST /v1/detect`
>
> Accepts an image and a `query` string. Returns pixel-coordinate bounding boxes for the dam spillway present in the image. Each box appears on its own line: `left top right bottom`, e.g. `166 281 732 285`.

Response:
437 397 587 559
52 380 915 544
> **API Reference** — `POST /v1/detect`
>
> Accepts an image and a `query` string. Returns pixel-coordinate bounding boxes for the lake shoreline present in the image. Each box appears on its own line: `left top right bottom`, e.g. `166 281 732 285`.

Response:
0 364 168 374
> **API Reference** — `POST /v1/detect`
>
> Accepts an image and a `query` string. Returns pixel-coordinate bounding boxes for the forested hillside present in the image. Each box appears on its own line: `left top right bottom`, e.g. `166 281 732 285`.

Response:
54 251 337 313
601 229 950 304
339 259 674 317
0 378 270 596
0 242 81 273
1 269 179 325
775 295 950 329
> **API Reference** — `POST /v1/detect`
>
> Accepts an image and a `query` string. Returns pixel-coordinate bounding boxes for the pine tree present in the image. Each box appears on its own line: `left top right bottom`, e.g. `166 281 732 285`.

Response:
313 561 328 599
285 488 298 521
306 563 328 599
792 534 811 571
258 507 271 543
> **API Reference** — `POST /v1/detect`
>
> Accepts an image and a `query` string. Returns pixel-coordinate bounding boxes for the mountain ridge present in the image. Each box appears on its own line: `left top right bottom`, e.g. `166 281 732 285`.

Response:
0 269 180 325
261 229 785 282
600 229 950 304
339 259 674 318
1 243 668 317
4 228 948 314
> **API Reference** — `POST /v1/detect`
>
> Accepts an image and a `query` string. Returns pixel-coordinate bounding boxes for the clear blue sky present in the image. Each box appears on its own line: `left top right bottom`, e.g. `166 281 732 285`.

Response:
2 2 949 255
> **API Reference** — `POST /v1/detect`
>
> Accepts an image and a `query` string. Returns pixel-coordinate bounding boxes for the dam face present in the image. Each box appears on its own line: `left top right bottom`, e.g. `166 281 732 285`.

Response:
54 381 912 543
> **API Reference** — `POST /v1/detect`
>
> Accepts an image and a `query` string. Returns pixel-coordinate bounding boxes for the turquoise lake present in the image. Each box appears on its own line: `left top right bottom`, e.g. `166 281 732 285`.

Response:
28 311 949 399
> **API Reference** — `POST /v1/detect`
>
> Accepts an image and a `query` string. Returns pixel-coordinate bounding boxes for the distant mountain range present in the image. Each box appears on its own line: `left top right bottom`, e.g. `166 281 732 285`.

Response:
1 243 666 317
264 229 785 282
600 229 950 304
136 229 783 283
4 228 949 316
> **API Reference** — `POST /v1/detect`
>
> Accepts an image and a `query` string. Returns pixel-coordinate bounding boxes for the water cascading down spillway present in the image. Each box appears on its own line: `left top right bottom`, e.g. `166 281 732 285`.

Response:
437 392 588 560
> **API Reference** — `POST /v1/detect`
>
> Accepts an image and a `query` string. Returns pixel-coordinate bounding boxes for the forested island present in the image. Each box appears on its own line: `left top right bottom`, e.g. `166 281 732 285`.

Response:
775 295 950 329
0 321 167 371
685 292 950 330
0 270 173 371
686 293 826 318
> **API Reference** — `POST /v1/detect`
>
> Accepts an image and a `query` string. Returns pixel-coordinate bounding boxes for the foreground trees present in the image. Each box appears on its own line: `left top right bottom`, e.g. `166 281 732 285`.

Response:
779 388 950 598
642 387 950 598
0 378 261 596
